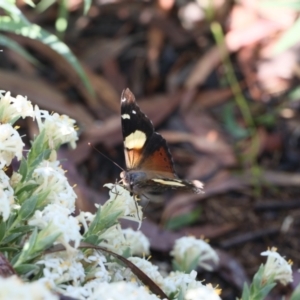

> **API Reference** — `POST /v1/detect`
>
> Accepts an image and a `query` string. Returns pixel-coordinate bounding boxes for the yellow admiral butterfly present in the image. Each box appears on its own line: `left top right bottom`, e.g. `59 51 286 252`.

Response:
120 88 203 198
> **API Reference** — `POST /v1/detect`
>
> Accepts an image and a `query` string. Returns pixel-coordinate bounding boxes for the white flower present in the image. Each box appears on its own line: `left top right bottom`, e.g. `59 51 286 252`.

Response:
185 283 222 300
9 171 22 188
0 92 34 124
35 106 78 149
89 281 162 300
261 247 293 285
171 236 219 272
37 251 85 287
61 276 114 300
99 224 129 255
107 262 128 282
163 270 204 298
84 250 110 282
60 284 89 300
0 275 58 300
128 257 165 290
104 184 143 229
122 228 150 256
33 160 77 212
0 169 14 221
29 204 82 250
0 123 24 168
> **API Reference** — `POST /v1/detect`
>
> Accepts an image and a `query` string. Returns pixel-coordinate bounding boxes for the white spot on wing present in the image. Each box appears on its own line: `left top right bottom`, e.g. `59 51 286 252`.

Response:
124 130 146 149
132 110 136 114
122 114 130 119
152 179 186 187
121 97 126 102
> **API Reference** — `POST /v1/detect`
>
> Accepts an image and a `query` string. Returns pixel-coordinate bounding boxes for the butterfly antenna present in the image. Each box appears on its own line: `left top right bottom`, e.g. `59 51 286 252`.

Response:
88 143 125 172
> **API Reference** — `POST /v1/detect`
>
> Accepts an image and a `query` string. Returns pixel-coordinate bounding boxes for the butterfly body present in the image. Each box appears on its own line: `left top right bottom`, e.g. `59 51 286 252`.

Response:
120 88 202 198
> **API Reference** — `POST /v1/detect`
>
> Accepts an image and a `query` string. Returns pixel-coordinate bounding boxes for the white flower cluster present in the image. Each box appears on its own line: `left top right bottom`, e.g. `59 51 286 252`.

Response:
0 169 14 221
0 276 58 300
104 183 143 228
123 258 221 300
35 106 78 149
32 160 77 212
261 247 293 285
0 91 34 123
171 236 219 272
0 92 33 168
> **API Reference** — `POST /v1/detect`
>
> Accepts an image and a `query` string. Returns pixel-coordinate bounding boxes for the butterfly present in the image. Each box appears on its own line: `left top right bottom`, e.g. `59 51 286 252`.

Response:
119 88 203 199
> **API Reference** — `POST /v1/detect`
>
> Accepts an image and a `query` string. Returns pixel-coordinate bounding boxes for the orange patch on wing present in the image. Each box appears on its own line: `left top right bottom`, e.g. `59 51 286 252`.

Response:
125 148 143 169
141 146 176 176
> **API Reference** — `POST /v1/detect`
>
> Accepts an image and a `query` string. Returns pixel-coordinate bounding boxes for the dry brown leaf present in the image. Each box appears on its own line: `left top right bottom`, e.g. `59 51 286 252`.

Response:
81 37 137 70
187 156 220 180
246 170 300 187
181 223 237 240
184 46 222 89
161 130 236 167
102 59 126 94
85 67 120 113
162 171 243 220
6 48 36 75
147 26 165 77
194 88 234 108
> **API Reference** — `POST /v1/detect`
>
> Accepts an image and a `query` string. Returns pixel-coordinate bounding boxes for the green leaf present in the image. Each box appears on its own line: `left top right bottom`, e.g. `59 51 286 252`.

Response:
15 182 38 197
0 33 39 65
165 208 202 230
0 222 6 242
18 157 28 180
14 263 40 275
0 246 19 252
288 86 300 101
1 232 24 245
0 1 30 23
241 282 250 300
24 0 36 7
223 102 249 139
34 231 61 253
27 129 47 165
10 225 33 234
18 195 38 219
14 228 38 266
273 17 300 55
36 0 56 13
56 0 68 38
26 149 51 180
290 283 300 300
83 234 99 245
6 212 18 230
83 0 92 15
0 16 94 96
255 113 276 127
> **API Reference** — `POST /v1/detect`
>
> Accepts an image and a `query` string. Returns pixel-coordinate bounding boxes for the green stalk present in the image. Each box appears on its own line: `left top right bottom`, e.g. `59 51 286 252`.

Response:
210 22 255 129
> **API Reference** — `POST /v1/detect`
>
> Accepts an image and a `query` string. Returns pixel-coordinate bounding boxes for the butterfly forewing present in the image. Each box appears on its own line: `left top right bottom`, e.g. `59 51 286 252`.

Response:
121 88 176 177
